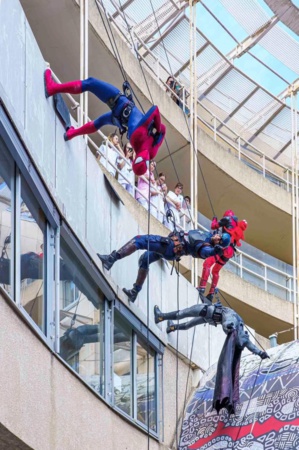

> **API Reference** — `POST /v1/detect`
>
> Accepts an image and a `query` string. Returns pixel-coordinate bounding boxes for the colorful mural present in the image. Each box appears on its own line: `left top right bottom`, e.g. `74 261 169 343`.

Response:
179 341 299 449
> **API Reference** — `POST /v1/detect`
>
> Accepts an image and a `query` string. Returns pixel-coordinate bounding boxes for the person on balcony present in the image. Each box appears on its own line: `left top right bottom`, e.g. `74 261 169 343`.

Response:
116 142 135 196
97 132 124 177
44 69 166 176
97 229 230 302
164 182 184 231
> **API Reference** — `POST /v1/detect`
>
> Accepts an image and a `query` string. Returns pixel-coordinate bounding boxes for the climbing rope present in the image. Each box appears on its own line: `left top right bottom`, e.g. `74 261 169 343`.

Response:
95 3 272 447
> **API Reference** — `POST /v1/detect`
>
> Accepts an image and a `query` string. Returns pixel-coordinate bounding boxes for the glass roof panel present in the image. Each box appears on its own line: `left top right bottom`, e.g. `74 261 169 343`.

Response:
99 0 299 167
258 23 299 76
234 53 290 95
124 0 166 25
215 0 270 35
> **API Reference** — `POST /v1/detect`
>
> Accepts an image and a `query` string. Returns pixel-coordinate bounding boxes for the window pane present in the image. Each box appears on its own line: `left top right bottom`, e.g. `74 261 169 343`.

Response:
20 175 46 332
0 138 14 296
59 238 105 397
136 336 157 432
113 314 132 417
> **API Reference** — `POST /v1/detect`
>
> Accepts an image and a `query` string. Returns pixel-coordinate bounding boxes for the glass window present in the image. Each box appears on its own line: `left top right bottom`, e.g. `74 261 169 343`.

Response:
0 138 14 297
20 174 46 333
59 238 105 397
136 336 157 432
113 311 159 434
113 314 132 417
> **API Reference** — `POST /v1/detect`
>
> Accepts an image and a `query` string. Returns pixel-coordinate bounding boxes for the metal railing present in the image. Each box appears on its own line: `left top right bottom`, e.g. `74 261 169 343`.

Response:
103 8 295 192
50 65 294 303
90 129 294 303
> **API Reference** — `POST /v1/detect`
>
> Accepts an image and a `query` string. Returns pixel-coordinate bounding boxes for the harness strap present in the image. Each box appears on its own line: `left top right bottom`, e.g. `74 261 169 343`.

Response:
170 235 185 258
212 305 223 325
107 93 122 110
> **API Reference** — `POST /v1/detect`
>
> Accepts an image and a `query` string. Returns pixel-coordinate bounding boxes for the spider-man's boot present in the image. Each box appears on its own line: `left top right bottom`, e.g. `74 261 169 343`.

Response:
123 268 148 302
64 121 98 141
44 69 82 98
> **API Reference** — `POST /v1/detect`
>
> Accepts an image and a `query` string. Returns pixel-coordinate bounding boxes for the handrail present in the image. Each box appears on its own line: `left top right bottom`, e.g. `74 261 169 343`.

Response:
92 129 294 301
102 9 295 192
51 62 294 303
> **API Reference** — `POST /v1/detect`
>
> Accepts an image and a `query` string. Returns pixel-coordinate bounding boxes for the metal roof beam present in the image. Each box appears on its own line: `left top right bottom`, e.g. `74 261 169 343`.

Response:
134 1 186 44
246 104 285 144
173 41 209 77
217 86 259 132
227 16 279 61
142 14 185 58
198 66 232 100
273 131 299 160
112 0 135 19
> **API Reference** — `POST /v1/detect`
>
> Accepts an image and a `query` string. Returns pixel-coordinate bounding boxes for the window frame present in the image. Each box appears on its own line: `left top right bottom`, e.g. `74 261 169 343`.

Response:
0 112 57 346
0 104 165 439
112 305 164 437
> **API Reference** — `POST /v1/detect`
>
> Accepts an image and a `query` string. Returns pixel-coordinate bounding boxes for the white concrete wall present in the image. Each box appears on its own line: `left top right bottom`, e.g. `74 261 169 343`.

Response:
0 1 278 448
0 0 226 371
0 289 194 450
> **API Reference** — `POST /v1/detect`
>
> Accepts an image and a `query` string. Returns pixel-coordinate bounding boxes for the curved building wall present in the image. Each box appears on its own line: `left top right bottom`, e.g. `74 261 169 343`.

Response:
0 0 296 448
0 1 226 447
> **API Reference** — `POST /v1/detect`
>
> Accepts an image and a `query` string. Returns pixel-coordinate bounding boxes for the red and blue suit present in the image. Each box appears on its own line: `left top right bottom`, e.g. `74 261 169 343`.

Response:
199 210 245 299
44 70 166 176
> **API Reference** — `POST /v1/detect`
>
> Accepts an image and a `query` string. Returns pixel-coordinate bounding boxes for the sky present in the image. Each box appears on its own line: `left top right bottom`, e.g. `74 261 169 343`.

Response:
191 0 299 98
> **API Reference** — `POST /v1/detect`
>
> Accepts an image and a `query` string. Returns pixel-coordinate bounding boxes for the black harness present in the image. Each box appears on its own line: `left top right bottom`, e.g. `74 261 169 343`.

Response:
106 81 135 133
212 304 223 325
168 230 187 260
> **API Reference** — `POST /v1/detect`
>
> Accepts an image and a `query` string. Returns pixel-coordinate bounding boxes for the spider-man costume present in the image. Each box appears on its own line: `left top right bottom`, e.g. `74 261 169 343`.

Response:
44 70 166 176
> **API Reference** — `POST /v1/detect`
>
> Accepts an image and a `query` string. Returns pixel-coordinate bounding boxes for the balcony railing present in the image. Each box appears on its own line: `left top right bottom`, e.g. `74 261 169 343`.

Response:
50 62 294 304
102 6 295 193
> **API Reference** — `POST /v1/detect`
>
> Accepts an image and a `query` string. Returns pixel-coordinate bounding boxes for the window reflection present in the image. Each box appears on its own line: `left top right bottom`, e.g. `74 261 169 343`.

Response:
113 316 132 417
136 337 157 432
113 312 158 432
59 239 105 397
0 140 14 296
20 175 46 332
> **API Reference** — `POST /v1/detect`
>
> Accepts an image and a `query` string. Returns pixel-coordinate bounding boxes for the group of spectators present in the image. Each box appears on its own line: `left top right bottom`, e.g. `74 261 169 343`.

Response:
96 133 193 231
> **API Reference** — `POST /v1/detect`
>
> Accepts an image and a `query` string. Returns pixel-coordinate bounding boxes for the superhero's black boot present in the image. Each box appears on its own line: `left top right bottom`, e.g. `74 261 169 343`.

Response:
97 250 118 270
206 293 214 303
123 267 148 302
154 305 179 324
206 285 217 305
97 239 136 270
166 320 178 334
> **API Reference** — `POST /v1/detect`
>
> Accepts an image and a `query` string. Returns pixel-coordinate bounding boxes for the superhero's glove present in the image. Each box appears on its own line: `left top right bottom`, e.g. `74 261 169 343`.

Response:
259 351 270 360
211 217 219 230
214 245 224 256
218 217 230 227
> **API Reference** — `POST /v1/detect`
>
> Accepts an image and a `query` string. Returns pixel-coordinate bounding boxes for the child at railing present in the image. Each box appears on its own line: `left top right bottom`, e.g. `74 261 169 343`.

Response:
135 160 157 211
97 132 124 177
116 143 135 195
